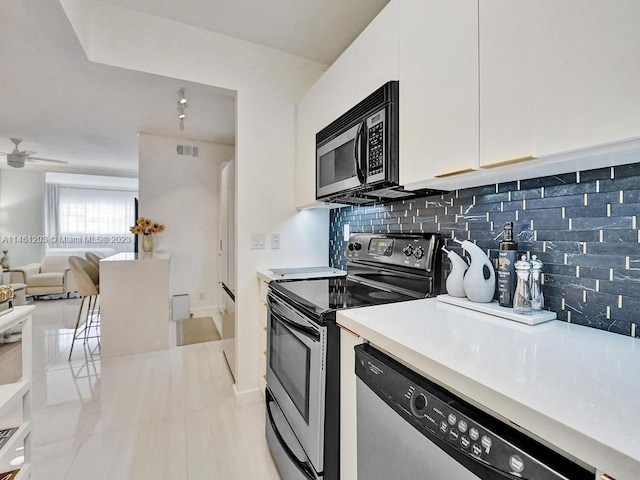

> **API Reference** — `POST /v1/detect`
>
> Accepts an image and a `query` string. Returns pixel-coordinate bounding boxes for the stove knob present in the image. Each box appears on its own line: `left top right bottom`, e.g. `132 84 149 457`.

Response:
414 246 425 259
403 245 414 257
347 243 355 251
354 242 362 251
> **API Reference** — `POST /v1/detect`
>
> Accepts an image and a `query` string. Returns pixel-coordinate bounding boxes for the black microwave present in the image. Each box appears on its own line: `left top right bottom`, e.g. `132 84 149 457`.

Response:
316 81 400 204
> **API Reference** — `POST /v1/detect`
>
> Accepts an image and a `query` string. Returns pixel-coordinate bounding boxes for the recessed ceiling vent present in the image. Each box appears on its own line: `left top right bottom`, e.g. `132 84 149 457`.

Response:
176 144 199 157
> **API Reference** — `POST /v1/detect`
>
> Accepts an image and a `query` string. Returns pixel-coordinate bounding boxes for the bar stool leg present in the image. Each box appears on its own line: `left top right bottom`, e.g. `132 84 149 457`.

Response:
69 296 87 361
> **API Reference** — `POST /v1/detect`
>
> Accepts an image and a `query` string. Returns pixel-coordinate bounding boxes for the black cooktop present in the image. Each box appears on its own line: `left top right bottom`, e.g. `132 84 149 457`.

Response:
269 276 418 320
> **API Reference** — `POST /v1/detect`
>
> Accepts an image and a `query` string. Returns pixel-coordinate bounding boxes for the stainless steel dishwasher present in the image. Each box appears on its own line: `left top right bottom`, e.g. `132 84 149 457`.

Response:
355 344 595 480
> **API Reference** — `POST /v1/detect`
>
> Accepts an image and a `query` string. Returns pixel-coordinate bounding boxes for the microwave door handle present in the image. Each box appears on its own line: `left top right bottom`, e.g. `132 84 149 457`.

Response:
354 120 367 184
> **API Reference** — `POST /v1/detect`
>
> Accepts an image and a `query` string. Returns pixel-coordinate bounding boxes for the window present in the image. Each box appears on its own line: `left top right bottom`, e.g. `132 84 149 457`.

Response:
57 187 136 235
46 185 137 252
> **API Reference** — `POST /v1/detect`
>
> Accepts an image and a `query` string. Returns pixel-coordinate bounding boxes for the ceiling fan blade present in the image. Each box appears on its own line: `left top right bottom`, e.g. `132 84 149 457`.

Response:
25 156 69 165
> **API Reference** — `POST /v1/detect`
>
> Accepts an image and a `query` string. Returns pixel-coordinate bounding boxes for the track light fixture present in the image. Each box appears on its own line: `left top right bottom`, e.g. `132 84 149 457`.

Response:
177 88 187 105
176 88 188 130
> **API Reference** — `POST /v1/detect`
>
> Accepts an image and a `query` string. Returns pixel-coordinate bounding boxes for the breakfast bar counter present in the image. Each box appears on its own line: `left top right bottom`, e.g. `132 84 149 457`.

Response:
100 252 170 358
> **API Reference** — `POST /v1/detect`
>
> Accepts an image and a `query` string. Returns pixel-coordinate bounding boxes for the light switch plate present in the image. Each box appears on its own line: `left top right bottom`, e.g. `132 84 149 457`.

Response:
271 233 280 249
251 233 266 249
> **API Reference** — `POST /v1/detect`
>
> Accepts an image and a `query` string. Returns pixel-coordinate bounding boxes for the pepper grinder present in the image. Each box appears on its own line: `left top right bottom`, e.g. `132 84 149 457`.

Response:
513 255 532 314
530 255 544 312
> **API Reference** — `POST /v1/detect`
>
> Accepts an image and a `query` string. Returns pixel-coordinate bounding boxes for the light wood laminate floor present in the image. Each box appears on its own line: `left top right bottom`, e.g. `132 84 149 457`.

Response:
27 298 280 480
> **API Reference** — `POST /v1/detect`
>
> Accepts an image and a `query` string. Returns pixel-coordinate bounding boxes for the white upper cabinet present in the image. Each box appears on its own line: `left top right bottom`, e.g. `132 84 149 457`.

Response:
297 0 640 203
531 0 640 156
479 1 535 168
399 0 479 186
480 0 640 169
295 3 400 208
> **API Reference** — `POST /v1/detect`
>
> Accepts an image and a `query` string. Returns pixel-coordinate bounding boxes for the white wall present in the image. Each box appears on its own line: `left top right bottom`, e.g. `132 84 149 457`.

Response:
46 172 138 190
0 168 46 268
138 133 234 317
59 0 331 403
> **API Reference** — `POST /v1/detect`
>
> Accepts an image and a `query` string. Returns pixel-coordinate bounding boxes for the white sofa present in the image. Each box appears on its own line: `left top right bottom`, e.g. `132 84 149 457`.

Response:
45 247 116 257
8 248 116 298
8 256 77 298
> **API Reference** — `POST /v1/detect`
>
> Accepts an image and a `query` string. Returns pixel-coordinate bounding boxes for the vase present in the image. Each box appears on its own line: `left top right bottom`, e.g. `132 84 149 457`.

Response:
142 234 154 253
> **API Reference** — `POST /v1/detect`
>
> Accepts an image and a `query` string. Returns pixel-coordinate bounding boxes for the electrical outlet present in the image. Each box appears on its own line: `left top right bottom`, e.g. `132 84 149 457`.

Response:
271 233 280 249
343 224 350 241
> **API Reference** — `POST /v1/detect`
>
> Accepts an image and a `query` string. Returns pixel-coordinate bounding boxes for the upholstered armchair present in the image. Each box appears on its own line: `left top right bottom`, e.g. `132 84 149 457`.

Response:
7 255 77 298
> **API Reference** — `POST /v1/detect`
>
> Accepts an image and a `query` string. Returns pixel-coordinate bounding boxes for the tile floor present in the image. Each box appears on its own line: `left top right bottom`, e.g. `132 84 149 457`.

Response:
28 298 280 479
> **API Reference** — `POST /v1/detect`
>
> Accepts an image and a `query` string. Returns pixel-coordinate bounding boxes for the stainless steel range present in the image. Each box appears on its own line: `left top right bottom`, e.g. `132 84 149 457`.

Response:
265 232 444 480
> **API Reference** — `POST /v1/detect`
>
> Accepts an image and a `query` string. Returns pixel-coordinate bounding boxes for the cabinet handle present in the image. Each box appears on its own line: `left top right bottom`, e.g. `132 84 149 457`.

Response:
481 155 536 169
262 326 267 332
339 325 360 338
262 350 267 356
434 167 475 178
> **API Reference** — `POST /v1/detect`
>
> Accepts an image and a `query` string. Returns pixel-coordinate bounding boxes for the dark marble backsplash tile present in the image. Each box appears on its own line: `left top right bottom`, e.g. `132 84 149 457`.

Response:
329 158 640 339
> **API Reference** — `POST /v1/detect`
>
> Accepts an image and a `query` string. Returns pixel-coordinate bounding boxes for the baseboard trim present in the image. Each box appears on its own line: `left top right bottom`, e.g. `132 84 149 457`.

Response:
233 384 264 407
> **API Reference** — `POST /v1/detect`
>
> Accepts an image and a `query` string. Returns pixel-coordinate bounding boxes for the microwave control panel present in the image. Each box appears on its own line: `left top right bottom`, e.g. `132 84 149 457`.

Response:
366 109 385 177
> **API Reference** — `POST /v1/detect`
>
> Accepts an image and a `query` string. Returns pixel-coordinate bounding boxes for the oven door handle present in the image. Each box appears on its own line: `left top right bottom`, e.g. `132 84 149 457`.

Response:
271 309 320 342
267 398 318 479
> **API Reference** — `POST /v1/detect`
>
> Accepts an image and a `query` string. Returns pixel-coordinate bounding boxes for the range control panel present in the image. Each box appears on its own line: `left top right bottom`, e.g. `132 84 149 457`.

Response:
355 345 595 480
345 233 442 272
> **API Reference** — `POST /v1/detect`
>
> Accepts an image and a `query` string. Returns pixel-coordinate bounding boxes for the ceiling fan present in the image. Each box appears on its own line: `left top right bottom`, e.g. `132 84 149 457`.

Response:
1 138 69 168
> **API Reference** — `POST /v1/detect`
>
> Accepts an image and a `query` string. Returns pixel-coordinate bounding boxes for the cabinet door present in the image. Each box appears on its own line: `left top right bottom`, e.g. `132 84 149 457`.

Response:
479 0 535 168
294 41 360 207
295 2 400 208
339 326 363 480
399 0 479 187
344 1 400 105
531 0 640 156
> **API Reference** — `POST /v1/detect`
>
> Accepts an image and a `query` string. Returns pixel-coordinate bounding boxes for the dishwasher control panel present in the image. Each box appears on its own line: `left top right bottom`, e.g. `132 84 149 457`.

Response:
406 383 501 467
355 344 595 480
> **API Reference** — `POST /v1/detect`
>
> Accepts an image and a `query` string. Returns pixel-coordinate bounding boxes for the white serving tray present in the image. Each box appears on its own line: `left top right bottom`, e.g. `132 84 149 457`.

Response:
436 294 557 325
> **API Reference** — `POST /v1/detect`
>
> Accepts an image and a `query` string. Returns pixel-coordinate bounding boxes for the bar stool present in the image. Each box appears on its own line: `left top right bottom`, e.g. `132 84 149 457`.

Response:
85 252 103 270
68 256 100 360
83 253 101 336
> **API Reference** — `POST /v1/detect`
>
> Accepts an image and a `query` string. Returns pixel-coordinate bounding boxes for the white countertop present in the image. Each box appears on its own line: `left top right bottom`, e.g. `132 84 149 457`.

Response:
257 269 279 282
102 252 171 262
257 266 346 282
337 298 640 480
0 305 36 332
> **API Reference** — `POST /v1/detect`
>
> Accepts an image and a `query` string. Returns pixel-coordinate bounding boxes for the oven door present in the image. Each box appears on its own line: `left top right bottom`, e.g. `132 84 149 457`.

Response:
267 292 327 473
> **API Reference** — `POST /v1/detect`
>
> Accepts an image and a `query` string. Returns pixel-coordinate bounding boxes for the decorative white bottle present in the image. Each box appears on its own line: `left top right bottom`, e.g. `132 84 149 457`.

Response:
441 247 468 298
454 238 495 303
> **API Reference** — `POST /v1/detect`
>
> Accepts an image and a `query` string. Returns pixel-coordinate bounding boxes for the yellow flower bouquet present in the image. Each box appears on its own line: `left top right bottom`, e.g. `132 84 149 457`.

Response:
130 217 165 236
130 217 165 253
